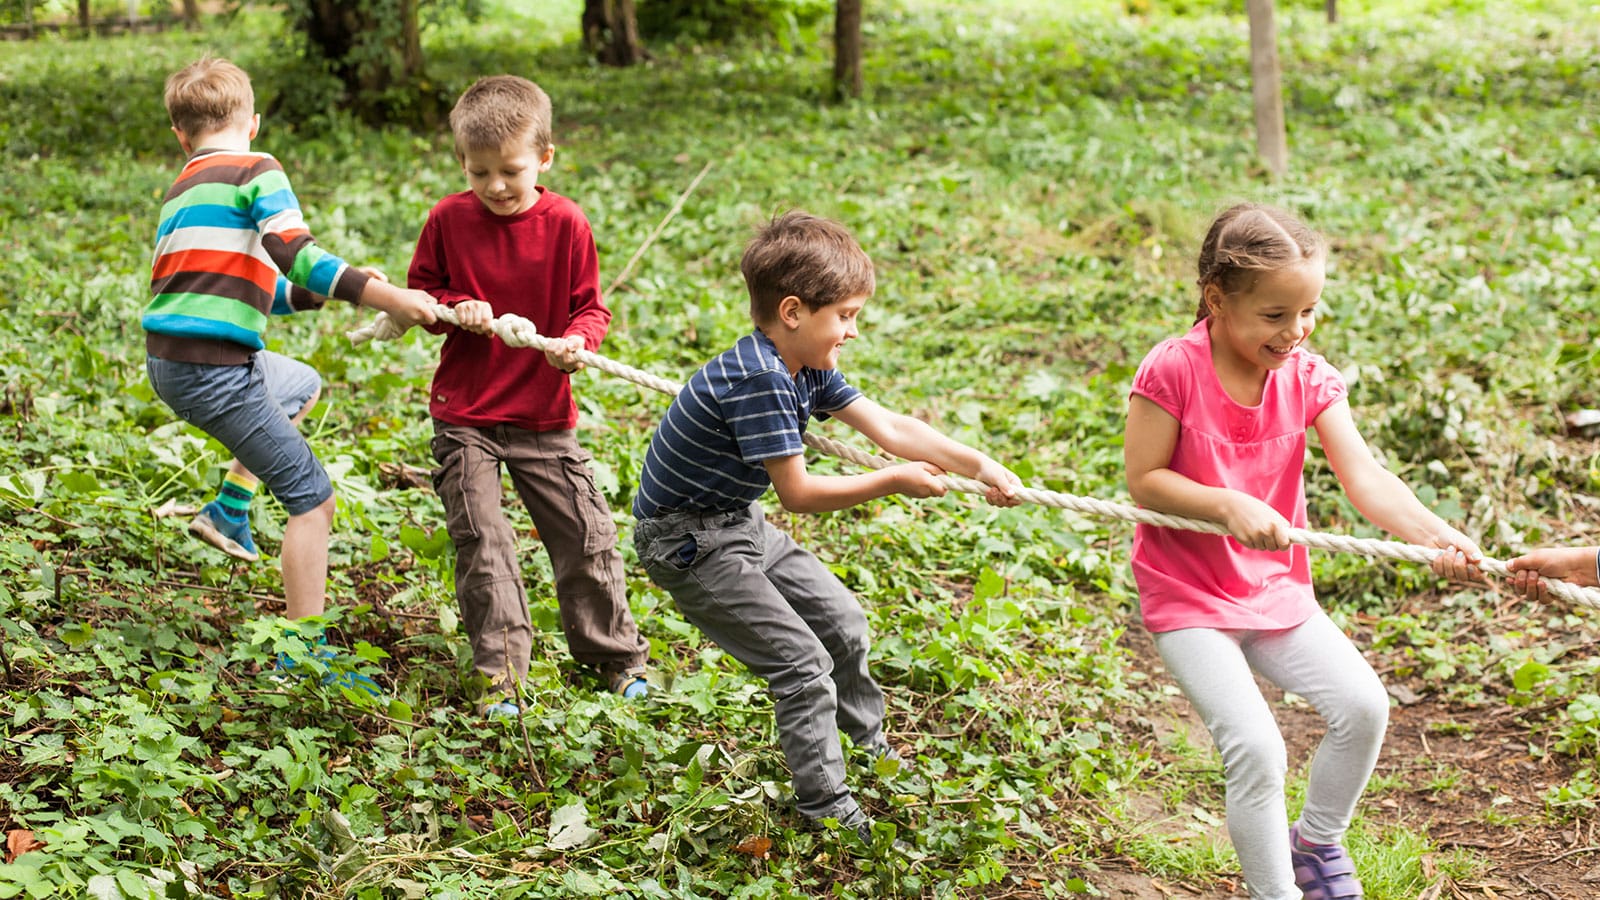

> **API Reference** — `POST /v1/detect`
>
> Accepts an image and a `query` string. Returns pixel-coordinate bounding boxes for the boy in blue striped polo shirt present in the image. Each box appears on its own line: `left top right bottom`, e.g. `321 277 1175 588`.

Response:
632 211 1021 841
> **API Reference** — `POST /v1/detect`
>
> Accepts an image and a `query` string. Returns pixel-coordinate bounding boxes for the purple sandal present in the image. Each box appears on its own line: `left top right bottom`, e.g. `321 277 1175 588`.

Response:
1289 825 1364 900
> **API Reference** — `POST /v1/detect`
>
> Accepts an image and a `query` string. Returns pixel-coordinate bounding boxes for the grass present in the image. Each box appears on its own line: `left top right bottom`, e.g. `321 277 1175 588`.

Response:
1 0 1598 896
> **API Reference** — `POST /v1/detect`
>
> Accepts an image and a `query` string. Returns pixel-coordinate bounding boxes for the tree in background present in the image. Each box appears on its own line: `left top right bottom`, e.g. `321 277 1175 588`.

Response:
834 0 861 97
584 0 647 65
269 0 855 125
279 0 452 128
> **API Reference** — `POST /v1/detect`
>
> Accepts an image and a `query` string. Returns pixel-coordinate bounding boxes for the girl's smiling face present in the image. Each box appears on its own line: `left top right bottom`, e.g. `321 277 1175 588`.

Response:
1208 257 1326 373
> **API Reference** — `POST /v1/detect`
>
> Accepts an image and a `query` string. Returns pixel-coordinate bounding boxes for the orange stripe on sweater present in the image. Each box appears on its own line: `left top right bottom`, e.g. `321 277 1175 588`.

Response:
152 248 277 287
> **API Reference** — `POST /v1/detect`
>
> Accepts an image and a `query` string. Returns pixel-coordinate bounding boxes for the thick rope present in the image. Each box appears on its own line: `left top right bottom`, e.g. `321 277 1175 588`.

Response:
349 306 1600 611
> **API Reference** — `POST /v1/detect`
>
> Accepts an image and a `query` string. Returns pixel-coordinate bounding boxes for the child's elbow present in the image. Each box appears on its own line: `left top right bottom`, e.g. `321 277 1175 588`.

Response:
773 492 817 514
770 482 822 514
1125 474 1150 506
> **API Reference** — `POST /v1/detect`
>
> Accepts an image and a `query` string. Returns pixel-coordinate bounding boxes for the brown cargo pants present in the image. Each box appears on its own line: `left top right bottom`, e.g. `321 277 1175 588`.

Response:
430 421 649 691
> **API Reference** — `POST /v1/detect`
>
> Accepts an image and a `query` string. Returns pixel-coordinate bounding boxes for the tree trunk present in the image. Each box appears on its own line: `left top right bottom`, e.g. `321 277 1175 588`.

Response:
583 0 645 67
834 0 863 99
78 0 89 30
182 0 201 30
295 0 441 127
1246 0 1288 177
1326 0 1337 24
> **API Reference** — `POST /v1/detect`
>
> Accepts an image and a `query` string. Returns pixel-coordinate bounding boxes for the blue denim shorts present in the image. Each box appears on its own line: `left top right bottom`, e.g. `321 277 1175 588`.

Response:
146 350 332 515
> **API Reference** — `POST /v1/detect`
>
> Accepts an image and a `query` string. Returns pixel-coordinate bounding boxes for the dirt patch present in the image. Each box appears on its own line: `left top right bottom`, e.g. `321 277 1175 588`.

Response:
1087 621 1600 898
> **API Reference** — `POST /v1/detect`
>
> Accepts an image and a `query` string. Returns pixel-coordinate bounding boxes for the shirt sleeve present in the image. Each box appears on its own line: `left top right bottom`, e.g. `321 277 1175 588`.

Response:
1130 338 1188 421
245 155 370 305
1301 352 1349 425
811 369 862 420
723 370 806 464
406 204 478 335
270 276 326 316
564 213 612 351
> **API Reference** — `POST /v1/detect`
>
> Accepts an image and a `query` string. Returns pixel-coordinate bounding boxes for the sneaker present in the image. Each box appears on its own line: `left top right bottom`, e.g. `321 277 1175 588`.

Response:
189 501 259 562
607 665 650 699
1289 825 1364 900
482 698 521 719
274 638 382 698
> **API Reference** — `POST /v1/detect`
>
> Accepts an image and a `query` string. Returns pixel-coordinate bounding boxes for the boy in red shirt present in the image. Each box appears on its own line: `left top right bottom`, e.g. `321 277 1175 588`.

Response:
408 75 650 715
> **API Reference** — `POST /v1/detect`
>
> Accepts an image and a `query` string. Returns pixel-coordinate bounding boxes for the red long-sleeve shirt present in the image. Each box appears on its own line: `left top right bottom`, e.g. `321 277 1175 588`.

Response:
408 187 610 431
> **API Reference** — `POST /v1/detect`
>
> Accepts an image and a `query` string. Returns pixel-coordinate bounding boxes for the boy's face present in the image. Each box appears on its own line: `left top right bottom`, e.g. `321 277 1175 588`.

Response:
461 138 554 217
790 293 867 371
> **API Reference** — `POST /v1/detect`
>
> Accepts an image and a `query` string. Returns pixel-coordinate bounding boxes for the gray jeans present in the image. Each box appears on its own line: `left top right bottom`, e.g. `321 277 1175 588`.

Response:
635 501 884 824
1154 612 1390 900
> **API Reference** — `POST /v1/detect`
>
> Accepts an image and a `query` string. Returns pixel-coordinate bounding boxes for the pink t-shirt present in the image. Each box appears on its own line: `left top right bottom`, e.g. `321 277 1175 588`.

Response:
1130 319 1348 633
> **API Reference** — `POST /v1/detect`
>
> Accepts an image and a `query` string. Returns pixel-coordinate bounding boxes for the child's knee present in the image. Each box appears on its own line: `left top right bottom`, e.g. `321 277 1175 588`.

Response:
304 493 336 523
770 646 836 700
1218 728 1288 787
1332 681 1390 738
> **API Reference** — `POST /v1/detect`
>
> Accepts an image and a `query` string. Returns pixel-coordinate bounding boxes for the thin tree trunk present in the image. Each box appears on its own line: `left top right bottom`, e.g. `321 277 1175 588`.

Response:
1246 0 1288 177
582 0 645 67
182 0 201 30
1326 0 1337 24
834 0 863 99
77 0 89 31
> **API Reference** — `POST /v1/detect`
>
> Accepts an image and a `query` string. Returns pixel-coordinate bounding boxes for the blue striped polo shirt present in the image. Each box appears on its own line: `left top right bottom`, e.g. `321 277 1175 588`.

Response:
632 330 861 519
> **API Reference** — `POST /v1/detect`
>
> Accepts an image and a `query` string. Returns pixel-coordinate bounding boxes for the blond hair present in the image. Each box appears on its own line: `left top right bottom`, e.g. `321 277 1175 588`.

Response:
449 75 552 157
164 56 254 138
1195 203 1325 321
741 211 876 325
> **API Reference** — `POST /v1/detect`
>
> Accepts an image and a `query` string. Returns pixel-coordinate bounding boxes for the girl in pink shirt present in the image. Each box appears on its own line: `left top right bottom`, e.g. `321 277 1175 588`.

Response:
1124 203 1480 900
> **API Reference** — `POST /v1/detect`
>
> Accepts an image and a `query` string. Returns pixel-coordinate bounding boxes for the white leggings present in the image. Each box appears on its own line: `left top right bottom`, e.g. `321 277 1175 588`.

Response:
1153 613 1389 900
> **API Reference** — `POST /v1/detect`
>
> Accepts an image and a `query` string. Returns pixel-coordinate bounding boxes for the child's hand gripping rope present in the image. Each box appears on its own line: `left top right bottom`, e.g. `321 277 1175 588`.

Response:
348 305 1600 614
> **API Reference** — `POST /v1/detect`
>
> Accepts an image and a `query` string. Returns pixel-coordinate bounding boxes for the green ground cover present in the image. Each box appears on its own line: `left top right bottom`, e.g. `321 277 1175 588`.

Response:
0 0 1597 896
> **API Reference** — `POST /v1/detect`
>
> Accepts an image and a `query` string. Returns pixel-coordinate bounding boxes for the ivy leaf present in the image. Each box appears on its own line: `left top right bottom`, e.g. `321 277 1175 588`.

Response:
547 801 598 851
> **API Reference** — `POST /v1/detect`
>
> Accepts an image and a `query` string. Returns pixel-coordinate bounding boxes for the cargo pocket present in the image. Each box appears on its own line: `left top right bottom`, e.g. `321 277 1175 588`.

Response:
431 432 484 544
561 448 618 557
643 530 707 573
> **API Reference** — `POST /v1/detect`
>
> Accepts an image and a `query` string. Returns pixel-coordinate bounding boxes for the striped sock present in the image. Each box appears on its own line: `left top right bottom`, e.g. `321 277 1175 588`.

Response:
215 473 257 522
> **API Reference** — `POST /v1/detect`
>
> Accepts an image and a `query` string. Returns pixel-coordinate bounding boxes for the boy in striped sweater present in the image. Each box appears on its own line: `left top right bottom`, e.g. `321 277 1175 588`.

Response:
143 56 436 632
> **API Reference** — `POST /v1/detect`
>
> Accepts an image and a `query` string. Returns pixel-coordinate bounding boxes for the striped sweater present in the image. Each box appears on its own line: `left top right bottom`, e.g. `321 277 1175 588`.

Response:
142 148 371 365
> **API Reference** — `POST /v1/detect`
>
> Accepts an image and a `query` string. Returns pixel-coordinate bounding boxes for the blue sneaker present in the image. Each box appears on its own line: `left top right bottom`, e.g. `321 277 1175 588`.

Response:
273 638 382 698
608 666 650 699
482 697 521 719
189 501 259 562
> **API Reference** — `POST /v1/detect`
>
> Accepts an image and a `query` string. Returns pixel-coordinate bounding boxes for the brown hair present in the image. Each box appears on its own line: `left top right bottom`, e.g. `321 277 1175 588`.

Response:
741 211 876 325
1195 203 1325 321
165 56 254 139
449 75 552 158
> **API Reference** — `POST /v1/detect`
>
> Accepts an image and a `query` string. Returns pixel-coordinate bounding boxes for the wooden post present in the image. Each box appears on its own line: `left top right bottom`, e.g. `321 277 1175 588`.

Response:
834 0 864 99
1246 0 1288 177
